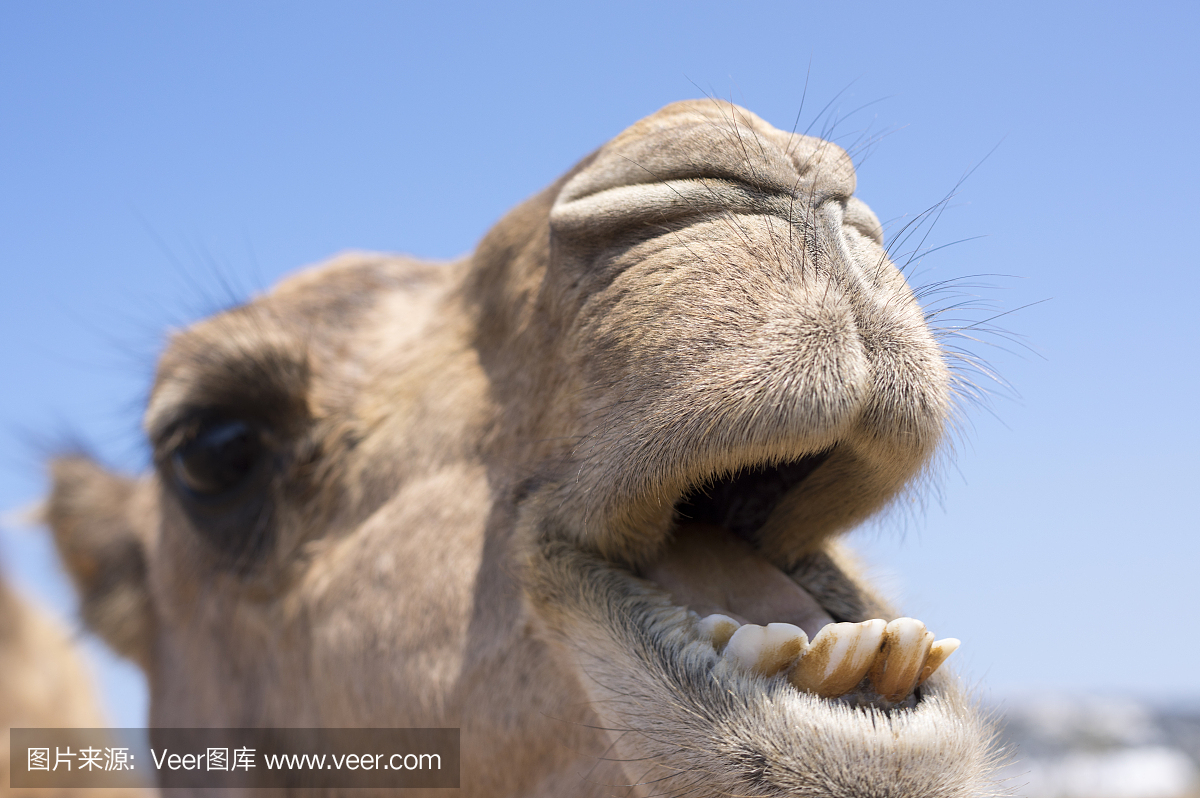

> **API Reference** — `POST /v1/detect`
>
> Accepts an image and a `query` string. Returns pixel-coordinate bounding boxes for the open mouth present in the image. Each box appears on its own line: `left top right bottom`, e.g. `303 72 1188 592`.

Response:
636 452 959 709
674 452 832 543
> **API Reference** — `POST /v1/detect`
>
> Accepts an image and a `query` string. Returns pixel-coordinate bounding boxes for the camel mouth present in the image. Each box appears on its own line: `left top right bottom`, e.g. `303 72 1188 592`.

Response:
672 451 832 544
620 449 955 709
641 451 838 642
524 444 958 710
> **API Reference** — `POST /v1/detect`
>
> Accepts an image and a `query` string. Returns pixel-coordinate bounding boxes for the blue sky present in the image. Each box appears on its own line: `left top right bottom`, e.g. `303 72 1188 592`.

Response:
2 1 1197 727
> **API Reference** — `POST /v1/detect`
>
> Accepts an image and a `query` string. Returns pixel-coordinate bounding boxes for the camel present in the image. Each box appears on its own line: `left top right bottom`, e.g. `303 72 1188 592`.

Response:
1 575 151 798
46 100 1002 796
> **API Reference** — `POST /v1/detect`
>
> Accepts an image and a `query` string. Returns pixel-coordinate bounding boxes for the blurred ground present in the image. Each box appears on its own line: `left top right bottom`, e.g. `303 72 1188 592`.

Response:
995 697 1200 798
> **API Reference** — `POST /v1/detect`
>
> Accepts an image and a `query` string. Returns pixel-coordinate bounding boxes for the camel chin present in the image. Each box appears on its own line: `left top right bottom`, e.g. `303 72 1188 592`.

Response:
46 100 1003 797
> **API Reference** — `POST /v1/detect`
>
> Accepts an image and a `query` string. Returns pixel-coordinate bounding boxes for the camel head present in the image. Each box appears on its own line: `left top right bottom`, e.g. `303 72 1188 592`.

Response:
47 100 1000 796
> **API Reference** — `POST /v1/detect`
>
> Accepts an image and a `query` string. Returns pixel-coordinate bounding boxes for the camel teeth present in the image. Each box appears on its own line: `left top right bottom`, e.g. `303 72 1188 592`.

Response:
868 618 934 702
917 637 960 686
697 614 740 652
723 623 809 676
789 619 886 697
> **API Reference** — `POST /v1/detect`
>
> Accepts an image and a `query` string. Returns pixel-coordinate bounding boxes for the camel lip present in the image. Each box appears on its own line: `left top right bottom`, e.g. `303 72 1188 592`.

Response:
671 450 832 545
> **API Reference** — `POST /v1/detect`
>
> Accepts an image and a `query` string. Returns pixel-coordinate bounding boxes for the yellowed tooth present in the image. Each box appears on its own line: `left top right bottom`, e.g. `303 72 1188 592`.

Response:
868 618 934 702
723 623 809 676
789 619 886 697
697 614 741 652
916 638 960 686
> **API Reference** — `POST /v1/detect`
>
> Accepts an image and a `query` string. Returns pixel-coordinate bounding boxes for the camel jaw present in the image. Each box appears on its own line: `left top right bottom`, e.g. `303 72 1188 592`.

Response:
516 438 994 796
522 521 996 798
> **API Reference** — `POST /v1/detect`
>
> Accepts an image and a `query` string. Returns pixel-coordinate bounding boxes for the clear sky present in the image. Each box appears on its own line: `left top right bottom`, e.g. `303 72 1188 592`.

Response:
2 1 1197 728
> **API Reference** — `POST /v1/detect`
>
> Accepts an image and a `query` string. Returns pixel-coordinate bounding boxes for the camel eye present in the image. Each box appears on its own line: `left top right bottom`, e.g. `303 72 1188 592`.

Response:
171 419 264 499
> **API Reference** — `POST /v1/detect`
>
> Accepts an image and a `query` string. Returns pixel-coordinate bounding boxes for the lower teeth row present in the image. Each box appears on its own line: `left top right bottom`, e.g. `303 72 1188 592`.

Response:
699 614 959 701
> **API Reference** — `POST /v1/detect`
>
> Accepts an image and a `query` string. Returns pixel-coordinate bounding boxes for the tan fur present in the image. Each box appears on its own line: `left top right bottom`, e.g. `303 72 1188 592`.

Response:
0 577 151 798
46 101 1002 796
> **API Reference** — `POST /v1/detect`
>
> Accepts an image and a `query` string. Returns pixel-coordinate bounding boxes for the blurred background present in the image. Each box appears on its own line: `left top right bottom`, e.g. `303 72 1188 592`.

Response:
2 2 1197 795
